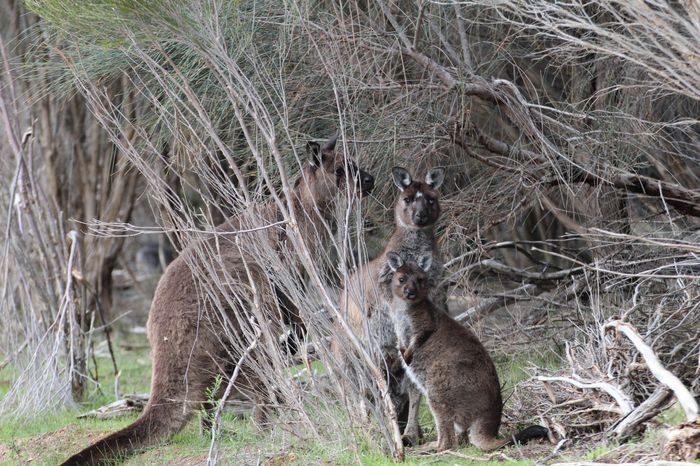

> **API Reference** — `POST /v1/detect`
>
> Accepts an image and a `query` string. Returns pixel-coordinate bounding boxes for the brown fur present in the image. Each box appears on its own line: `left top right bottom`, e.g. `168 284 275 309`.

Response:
386 253 549 452
61 136 374 466
335 166 445 445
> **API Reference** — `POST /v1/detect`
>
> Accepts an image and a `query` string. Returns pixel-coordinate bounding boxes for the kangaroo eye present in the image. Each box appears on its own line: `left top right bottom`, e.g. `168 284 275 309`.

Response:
427 198 434 205
335 167 345 177
398 276 406 283
403 197 412 204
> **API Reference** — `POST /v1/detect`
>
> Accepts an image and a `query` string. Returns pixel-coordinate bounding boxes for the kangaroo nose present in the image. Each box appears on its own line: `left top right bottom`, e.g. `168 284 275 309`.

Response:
359 172 374 195
406 289 416 299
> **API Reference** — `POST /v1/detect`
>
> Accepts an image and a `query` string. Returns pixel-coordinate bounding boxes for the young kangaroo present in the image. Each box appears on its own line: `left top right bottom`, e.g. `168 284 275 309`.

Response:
337 166 445 445
386 252 549 452
61 135 375 466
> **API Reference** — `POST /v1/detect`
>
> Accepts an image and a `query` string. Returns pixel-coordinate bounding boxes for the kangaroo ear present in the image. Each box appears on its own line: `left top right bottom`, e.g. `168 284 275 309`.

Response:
321 131 339 152
306 141 323 166
378 262 393 284
392 167 412 191
416 254 432 272
387 252 404 272
425 167 445 190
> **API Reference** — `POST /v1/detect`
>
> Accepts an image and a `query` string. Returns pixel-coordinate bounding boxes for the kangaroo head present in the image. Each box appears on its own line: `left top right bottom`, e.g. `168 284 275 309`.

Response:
300 133 374 208
387 252 433 303
391 166 444 229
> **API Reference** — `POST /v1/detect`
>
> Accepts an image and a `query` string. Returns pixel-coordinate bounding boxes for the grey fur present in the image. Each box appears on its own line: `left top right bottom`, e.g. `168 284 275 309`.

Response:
392 166 412 191
388 256 549 452
61 137 374 466
337 166 445 446
416 254 432 273
425 167 445 190
387 251 404 272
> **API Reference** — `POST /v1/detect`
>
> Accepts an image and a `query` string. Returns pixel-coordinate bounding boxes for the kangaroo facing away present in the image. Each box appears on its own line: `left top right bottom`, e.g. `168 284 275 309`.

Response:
336 166 445 445
386 252 549 452
61 135 375 466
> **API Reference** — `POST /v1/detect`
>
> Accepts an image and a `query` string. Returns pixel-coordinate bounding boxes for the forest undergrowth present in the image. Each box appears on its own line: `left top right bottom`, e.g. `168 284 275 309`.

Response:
1 0 699 464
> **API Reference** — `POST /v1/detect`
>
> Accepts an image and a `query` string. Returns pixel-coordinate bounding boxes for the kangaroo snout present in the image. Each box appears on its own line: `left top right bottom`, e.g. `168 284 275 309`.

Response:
405 288 417 300
413 211 428 225
359 169 375 194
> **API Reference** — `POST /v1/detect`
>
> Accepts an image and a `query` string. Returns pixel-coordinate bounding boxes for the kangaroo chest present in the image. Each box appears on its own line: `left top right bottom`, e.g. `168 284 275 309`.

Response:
402 359 428 396
366 231 443 358
392 301 413 349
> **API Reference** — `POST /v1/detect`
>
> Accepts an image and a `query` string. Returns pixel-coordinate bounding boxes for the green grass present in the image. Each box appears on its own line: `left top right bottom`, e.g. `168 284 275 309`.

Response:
0 341 549 465
0 337 665 465
659 403 687 426
584 442 617 461
494 348 562 391
0 340 153 466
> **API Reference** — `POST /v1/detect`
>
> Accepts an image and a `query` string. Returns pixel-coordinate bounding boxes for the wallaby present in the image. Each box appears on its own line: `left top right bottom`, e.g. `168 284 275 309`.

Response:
61 135 375 466
386 252 549 452
336 166 445 445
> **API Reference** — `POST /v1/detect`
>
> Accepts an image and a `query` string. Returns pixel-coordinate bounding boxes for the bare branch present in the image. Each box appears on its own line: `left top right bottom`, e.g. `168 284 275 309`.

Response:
604 320 699 421
536 375 633 415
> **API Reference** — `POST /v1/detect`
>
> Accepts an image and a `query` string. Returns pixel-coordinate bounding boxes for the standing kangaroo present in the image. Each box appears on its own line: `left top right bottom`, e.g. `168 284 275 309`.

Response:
61 135 375 466
386 252 549 451
337 166 445 445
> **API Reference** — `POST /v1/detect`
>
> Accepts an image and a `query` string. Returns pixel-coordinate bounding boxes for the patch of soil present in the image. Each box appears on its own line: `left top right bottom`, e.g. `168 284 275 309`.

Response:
262 452 298 465
0 443 11 462
2 423 116 465
162 455 208 466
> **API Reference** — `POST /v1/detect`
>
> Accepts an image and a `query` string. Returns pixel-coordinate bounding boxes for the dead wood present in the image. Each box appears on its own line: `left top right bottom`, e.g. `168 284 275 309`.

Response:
604 320 699 422
453 124 700 219
613 387 673 441
76 394 149 419
664 419 700 461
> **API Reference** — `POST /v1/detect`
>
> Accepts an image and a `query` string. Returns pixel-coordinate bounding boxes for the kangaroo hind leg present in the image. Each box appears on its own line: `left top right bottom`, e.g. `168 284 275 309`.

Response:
434 410 457 451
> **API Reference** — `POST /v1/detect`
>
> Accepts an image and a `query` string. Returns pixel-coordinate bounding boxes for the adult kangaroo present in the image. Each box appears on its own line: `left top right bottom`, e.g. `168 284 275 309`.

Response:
337 166 445 445
61 135 374 466
386 252 549 451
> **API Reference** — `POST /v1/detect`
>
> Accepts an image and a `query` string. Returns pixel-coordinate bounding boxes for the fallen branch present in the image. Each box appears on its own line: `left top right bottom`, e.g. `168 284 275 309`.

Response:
473 259 584 282
454 283 541 323
536 376 634 415
613 386 673 440
534 438 571 466
604 320 699 421
76 394 149 419
465 125 700 218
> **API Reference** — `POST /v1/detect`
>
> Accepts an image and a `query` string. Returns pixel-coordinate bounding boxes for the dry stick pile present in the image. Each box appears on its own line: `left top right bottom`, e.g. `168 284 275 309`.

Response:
495 258 698 459
445 234 698 460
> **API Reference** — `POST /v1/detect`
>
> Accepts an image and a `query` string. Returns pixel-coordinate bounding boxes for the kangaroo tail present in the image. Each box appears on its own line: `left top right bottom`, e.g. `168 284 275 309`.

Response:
511 424 549 445
472 424 549 451
61 399 188 466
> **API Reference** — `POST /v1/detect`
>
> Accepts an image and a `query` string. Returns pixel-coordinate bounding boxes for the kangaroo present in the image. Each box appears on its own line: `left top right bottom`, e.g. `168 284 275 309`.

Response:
61 135 375 466
386 252 549 452
337 166 445 445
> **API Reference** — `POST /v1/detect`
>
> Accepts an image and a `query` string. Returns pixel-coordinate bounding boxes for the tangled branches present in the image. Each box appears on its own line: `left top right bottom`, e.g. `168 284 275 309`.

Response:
1 0 698 462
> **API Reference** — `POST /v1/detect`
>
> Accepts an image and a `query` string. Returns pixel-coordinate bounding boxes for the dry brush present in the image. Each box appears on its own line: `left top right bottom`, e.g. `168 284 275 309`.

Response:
0 0 698 462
